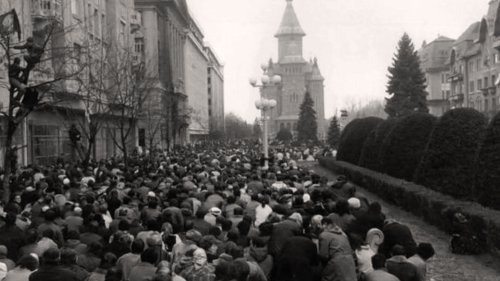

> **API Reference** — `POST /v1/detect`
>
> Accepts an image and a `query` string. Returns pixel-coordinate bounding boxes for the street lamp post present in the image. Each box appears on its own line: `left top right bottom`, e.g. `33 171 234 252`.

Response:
254 98 277 169
250 65 281 169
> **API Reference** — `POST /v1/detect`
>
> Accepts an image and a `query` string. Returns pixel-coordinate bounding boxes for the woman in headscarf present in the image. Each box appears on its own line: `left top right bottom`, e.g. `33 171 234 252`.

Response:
180 248 216 281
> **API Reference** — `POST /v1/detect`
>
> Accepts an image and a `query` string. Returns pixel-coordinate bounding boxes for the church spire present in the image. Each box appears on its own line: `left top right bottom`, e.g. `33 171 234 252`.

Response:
275 0 306 37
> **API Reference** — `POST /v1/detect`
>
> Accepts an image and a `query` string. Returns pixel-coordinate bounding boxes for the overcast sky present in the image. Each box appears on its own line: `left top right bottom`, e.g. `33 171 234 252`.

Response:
186 0 489 122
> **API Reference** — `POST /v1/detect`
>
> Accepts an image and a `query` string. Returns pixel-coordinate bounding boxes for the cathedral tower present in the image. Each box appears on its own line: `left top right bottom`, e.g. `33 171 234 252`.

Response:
275 0 306 63
264 0 326 139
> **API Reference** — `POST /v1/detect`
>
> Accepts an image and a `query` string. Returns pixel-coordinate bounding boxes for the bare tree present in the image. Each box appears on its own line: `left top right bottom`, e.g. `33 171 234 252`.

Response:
224 113 253 140
52 40 111 164
105 49 157 164
0 11 84 202
163 93 191 148
140 84 166 154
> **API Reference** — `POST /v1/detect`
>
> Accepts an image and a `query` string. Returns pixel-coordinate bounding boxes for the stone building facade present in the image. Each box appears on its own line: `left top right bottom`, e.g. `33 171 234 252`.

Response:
418 36 454 116
0 0 224 166
205 45 225 134
447 0 500 118
184 20 210 141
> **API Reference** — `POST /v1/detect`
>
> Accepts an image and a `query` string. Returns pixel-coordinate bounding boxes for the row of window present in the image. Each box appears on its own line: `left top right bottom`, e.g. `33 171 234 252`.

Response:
279 122 297 131
284 66 302 74
441 90 451 99
468 54 500 74
453 53 500 76
470 96 498 112
469 74 496 92
71 0 107 40
289 93 300 103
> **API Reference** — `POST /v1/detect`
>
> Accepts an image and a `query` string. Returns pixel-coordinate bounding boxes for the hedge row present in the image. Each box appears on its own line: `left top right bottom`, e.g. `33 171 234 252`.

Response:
337 117 383 164
414 108 488 200
358 118 398 171
319 158 500 257
380 113 436 181
475 113 500 209
343 109 495 206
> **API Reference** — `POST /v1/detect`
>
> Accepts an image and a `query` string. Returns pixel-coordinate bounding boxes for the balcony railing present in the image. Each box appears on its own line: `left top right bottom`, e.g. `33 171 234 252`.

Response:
451 93 464 102
448 72 464 82
31 0 63 21
480 86 497 96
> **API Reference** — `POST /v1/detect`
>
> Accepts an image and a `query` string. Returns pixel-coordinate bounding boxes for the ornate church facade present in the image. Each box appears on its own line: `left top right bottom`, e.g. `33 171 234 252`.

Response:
262 0 326 140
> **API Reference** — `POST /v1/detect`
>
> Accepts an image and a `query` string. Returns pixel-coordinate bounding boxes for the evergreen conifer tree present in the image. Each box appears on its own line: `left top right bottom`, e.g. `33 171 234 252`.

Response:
385 33 428 117
297 92 318 142
327 116 341 148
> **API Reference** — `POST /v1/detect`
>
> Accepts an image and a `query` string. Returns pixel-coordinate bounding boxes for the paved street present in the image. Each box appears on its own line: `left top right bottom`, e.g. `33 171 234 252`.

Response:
302 162 500 281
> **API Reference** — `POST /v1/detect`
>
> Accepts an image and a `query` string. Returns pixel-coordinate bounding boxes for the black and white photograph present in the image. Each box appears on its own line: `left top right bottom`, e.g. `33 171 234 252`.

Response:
0 0 500 280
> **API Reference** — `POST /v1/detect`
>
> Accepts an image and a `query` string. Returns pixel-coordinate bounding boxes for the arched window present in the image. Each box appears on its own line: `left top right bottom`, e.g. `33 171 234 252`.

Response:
450 49 456 66
495 3 500 36
479 18 488 43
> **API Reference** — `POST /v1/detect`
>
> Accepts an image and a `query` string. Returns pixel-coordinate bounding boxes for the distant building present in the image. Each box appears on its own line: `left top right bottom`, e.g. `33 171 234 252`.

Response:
0 0 137 165
448 0 500 118
184 18 210 141
205 45 225 134
260 0 326 140
134 0 191 148
418 36 454 116
0 0 223 166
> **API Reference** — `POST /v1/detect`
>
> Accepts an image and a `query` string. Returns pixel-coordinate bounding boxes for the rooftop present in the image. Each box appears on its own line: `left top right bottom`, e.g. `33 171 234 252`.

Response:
275 0 306 37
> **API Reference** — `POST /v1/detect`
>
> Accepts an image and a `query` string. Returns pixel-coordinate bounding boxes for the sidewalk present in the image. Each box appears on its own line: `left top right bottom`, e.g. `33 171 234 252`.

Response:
304 162 500 281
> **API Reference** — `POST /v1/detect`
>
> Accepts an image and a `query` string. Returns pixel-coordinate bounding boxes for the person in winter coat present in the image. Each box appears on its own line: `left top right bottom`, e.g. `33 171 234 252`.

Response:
381 220 417 258
268 213 303 257
365 254 400 281
29 248 80 281
247 237 273 279
0 212 26 261
274 235 319 281
408 243 435 281
350 202 386 239
319 216 357 281
60 248 90 281
180 248 216 281
254 196 273 227
4 254 39 281
386 245 418 281
233 258 267 281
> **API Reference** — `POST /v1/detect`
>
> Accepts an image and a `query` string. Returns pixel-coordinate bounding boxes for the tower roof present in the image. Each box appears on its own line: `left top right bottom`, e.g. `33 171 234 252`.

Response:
310 58 324 81
275 0 306 37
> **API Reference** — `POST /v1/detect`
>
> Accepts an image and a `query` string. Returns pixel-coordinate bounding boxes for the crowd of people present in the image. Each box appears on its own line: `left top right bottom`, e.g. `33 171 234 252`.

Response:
0 142 434 281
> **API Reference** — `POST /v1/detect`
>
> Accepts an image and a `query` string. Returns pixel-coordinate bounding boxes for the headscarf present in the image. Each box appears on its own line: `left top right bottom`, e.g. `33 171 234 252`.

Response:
193 248 207 270
288 212 303 226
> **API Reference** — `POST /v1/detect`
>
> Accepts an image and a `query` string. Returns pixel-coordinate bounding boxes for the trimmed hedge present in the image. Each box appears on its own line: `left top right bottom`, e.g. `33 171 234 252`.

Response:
359 118 399 171
414 108 487 199
337 117 383 164
380 113 437 181
475 112 500 210
319 158 500 256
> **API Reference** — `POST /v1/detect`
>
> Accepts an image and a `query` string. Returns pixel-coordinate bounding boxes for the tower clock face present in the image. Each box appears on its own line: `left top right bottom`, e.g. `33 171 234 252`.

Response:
288 41 298 55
